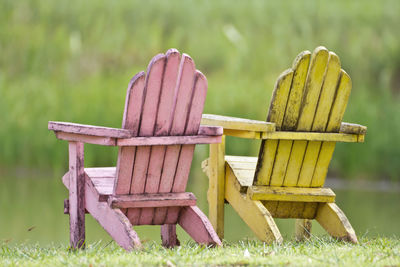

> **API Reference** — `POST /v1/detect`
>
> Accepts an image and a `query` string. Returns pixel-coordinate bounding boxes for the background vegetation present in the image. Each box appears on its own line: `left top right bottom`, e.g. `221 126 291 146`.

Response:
1 0 400 180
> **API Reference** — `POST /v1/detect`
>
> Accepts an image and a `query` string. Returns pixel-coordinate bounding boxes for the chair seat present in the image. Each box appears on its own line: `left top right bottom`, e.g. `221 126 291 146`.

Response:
62 167 116 201
225 156 256 193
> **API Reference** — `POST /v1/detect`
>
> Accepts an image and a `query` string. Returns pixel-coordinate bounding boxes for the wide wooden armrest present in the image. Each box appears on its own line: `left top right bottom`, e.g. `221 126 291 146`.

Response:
201 114 275 132
340 122 367 135
261 131 365 143
50 121 223 146
48 121 132 138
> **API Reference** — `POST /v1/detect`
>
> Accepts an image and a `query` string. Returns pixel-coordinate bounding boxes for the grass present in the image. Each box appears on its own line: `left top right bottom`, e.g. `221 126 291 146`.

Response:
1 0 400 180
1 237 399 266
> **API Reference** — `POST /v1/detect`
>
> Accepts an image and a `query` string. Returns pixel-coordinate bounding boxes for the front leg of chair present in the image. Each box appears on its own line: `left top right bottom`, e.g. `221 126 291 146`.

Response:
225 166 283 244
178 206 222 246
84 175 142 250
68 141 86 249
315 202 358 243
207 135 226 239
161 224 180 248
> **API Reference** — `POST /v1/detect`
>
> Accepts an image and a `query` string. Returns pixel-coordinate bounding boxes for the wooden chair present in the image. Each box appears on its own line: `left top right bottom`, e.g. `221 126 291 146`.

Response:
201 47 367 244
48 49 222 250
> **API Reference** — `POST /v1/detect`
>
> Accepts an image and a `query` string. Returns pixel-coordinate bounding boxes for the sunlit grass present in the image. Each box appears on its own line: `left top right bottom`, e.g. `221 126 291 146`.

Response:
1 237 399 266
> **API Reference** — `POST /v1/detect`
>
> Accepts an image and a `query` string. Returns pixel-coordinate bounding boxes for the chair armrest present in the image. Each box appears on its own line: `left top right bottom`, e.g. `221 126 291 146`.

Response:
49 121 223 146
340 122 367 135
261 131 364 143
48 121 132 138
201 114 275 132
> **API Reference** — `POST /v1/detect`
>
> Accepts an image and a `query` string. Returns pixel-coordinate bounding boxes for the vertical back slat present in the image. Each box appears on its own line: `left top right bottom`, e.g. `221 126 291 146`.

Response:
269 52 311 187
285 47 329 187
254 69 294 185
172 71 208 192
311 70 352 187
114 72 146 196
157 54 197 224
269 52 311 217
164 71 208 224
126 54 167 225
140 50 181 225
297 52 341 187
281 52 311 186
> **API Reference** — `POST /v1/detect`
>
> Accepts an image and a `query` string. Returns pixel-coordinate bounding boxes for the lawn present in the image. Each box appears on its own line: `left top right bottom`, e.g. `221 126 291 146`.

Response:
1 237 399 266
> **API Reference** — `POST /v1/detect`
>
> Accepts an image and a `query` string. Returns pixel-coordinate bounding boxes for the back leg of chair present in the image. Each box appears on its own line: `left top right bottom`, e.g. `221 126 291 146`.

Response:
161 224 180 248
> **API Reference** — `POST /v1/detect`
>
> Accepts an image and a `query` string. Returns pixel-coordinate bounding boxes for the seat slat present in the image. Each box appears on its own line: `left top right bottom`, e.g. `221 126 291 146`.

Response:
109 192 196 209
247 186 335 203
226 156 258 192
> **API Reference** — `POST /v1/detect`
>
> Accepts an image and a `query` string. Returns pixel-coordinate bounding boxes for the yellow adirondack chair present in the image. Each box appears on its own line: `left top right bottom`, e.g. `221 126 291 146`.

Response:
201 46 367 243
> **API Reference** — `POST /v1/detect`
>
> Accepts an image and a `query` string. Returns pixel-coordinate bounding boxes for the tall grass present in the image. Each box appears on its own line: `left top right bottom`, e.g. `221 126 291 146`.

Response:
1 0 399 179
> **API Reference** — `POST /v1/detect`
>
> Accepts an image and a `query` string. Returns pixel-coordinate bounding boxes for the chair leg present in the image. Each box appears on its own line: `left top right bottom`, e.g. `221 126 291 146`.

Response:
295 219 312 241
178 206 222 246
206 137 226 239
315 202 358 244
225 167 283 244
84 175 142 250
68 142 86 249
161 224 180 248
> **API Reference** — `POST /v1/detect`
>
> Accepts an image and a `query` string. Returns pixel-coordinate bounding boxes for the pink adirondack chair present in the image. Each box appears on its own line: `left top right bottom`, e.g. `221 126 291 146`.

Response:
48 49 223 250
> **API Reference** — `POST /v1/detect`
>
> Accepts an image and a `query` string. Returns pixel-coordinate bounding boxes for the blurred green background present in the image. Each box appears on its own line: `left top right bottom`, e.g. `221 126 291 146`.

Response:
0 0 399 245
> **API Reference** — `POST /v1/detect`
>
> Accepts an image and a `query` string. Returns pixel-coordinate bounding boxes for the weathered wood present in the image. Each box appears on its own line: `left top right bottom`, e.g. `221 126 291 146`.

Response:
178 206 222 246
108 192 197 209
298 51 341 187
63 169 115 202
144 50 184 225
115 72 146 202
261 131 361 142
117 134 222 146
56 129 222 147
51 49 221 250
128 53 167 225
247 186 335 202
311 71 353 187
68 142 85 249
316 203 357 243
151 54 195 225
340 122 367 135
207 135 226 239
260 201 317 219
202 47 363 245
55 132 116 146
49 121 132 138
225 165 282 243
201 114 275 132
270 51 311 188
84 173 141 250
295 219 312 241
165 60 207 224
254 69 294 185
223 129 262 139
161 224 180 248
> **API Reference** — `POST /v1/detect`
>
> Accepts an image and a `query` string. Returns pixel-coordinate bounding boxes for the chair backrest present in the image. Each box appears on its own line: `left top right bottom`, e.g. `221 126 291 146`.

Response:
113 49 208 196
254 46 352 188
